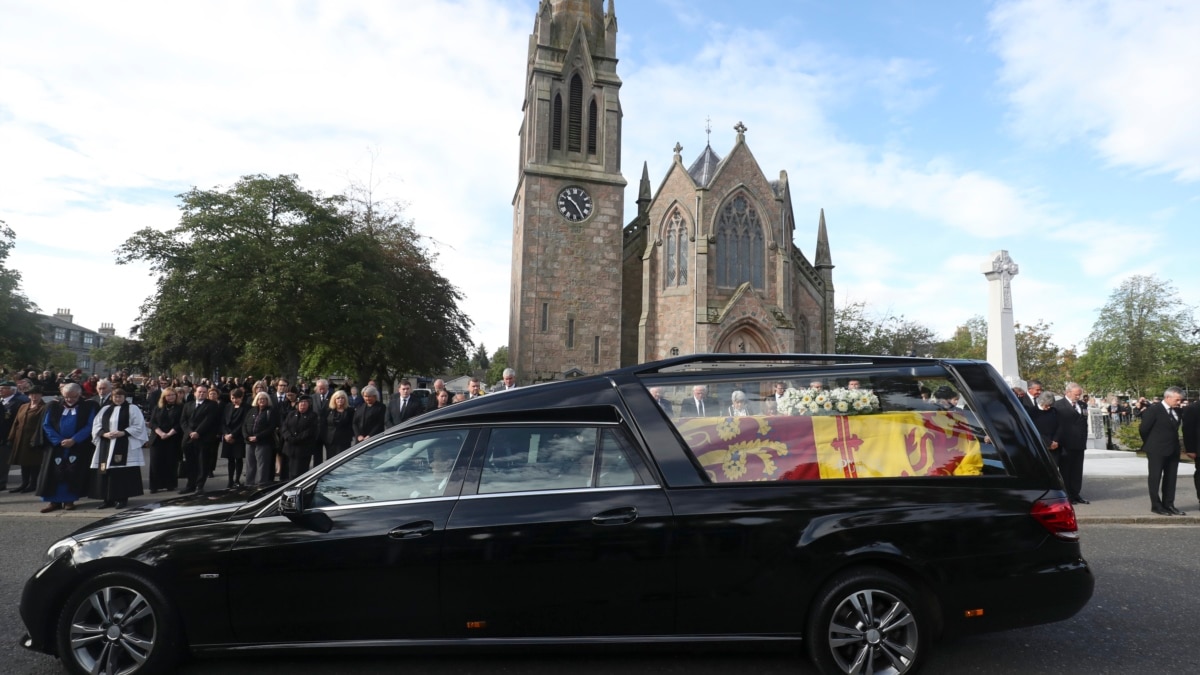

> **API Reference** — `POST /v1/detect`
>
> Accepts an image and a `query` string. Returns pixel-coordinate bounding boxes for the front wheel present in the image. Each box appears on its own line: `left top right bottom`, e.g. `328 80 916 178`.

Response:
807 568 929 675
55 571 180 675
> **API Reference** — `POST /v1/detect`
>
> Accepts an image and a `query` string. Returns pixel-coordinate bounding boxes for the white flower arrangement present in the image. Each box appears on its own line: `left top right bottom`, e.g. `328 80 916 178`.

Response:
777 387 879 416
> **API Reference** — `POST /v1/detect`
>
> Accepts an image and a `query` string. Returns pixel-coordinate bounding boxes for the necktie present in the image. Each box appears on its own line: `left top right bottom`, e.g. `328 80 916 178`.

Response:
697 399 704 416
400 398 407 411
1170 408 1178 422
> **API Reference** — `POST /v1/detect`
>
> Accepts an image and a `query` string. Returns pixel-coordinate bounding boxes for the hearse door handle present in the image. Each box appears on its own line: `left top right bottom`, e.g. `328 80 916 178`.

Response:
592 507 638 526
388 521 435 539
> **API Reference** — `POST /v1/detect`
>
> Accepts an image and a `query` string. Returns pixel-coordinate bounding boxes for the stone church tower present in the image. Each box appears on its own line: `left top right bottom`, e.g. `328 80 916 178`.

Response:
510 1 834 383
509 0 626 383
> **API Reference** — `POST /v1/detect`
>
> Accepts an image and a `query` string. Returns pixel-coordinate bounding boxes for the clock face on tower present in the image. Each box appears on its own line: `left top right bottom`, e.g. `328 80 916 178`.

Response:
556 186 593 222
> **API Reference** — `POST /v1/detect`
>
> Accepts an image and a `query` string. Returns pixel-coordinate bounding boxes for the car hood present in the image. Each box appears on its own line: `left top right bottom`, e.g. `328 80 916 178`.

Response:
69 485 283 542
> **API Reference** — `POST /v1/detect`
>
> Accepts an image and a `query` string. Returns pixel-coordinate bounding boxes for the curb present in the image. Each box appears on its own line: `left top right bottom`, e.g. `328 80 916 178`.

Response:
1079 516 1200 525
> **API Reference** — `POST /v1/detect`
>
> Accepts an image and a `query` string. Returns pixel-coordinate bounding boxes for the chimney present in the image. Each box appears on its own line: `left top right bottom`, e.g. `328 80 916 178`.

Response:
98 323 116 337
54 308 73 323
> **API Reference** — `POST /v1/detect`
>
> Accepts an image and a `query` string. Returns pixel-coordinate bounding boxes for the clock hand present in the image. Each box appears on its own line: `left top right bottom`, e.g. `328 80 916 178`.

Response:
566 195 582 215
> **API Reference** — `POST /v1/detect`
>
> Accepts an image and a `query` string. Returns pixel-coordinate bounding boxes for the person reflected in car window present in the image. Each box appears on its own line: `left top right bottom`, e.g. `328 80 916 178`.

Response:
409 442 459 498
728 390 750 417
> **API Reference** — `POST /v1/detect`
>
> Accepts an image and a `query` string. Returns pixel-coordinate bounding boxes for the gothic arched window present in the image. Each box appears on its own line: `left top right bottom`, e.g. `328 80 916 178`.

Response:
663 209 689 288
587 97 598 155
552 93 562 151
715 194 764 288
568 74 583 152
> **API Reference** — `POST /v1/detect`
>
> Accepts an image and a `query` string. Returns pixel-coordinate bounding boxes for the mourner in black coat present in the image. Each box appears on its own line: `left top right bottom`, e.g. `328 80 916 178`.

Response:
353 387 386 443
179 384 221 493
281 397 320 480
1140 388 1186 515
1051 384 1089 504
243 393 279 487
324 391 356 459
385 380 425 429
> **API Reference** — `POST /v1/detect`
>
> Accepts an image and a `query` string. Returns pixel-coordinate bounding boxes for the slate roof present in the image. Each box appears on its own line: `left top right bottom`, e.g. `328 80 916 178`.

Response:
687 143 722 187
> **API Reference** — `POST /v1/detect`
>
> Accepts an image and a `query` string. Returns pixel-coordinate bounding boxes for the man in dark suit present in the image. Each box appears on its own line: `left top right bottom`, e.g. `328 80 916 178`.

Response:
648 387 674 417
1019 380 1043 414
1051 382 1089 504
385 379 425 429
180 384 221 494
680 385 714 418
1141 387 1186 515
310 379 331 465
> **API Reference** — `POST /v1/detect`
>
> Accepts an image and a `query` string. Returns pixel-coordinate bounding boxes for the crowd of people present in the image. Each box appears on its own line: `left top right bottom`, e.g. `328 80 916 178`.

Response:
0 366 522 512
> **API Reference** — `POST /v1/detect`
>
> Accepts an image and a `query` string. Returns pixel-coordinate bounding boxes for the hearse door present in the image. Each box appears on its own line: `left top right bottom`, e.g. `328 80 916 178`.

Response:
439 425 675 639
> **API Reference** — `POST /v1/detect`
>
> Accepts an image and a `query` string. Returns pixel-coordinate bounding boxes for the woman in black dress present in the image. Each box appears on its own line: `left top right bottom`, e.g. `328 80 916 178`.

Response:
324 390 356 459
243 392 278 486
221 388 250 487
352 385 385 444
147 386 183 493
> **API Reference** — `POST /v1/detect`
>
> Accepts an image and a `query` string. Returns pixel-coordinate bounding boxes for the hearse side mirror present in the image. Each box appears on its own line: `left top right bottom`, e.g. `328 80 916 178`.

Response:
279 487 333 533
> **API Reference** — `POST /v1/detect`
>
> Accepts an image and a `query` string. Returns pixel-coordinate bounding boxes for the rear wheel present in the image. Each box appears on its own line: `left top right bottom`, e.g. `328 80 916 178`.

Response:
55 571 180 675
807 568 929 675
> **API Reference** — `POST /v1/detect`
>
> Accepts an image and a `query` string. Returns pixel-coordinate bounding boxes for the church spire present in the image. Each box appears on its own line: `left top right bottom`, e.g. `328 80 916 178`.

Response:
637 161 652 216
814 208 832 268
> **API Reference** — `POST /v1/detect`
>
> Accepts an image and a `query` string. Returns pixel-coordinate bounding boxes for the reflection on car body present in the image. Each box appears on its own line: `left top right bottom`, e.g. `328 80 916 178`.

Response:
20 354 1093 675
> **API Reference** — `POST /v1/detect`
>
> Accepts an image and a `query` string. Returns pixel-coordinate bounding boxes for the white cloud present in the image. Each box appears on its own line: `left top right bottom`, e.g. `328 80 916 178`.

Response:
990 0 1200 181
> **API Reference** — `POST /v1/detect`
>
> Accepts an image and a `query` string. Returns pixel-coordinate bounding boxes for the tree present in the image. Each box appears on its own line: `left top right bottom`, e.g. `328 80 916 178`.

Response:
1075 275 1198 397
1014 320 1077 392
933 316 987 360
89 337 150 375
835 302 938 356
473 343 490 371
0 221 46 369
485 345 509 386
309 180 472 388
935 316 1078 391
120 174 473 386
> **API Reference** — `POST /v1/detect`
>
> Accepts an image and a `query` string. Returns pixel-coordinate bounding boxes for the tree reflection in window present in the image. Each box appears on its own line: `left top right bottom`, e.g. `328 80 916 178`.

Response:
716 195 764 289
664 209 689 288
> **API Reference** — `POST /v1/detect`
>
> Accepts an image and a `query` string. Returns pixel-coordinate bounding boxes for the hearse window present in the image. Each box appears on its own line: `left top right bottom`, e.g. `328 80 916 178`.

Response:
478 427 644 494
313 430 468 505
649 372 1008 483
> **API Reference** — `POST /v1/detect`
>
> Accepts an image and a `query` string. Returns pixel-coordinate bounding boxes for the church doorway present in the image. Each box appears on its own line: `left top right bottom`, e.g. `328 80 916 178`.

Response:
716 326 773 354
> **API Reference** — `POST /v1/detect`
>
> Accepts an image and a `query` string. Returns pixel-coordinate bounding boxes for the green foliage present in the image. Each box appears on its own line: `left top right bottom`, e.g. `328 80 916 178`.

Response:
1075 275 1198 397
485 345 509 385
473 343 489 371
119 174 472 385
1014 320 1077 392
43 343 79 374
933 315 987 360
0 221 46 368
89 337 150 374
835 301 938 356
1114 420 1143 451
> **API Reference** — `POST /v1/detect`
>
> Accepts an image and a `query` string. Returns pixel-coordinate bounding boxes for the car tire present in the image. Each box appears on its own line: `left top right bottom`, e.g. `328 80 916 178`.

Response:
807 567 929 675
55 570 180 675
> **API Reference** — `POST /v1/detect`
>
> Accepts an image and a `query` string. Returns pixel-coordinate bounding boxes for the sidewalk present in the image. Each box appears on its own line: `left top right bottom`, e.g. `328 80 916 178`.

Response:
4 449 1197 524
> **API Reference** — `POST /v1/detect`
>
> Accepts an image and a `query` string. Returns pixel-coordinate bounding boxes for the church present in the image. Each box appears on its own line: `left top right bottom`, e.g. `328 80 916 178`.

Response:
508 0 835 384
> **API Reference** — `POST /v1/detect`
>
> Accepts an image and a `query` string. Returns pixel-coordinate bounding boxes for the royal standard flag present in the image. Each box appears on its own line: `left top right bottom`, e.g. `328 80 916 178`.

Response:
677 411 983 483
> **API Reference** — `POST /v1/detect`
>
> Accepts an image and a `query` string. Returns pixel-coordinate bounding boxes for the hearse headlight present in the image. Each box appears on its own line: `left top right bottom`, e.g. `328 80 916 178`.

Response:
44 536 79 564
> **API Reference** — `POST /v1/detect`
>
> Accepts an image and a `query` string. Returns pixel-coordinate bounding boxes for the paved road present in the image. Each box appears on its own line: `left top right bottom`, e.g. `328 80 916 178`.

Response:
5 516 1199 675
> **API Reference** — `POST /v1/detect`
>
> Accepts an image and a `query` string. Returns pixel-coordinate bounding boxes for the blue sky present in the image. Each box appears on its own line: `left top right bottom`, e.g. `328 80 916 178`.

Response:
2 0 1198 369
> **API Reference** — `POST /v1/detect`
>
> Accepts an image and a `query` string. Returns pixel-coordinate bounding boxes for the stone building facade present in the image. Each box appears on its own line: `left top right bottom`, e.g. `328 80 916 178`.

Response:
510 0 834 384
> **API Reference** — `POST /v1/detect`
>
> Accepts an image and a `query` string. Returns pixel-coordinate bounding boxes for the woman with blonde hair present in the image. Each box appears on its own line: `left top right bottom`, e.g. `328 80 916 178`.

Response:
242 391 278 486
324 390 355 459
148 385 183 493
